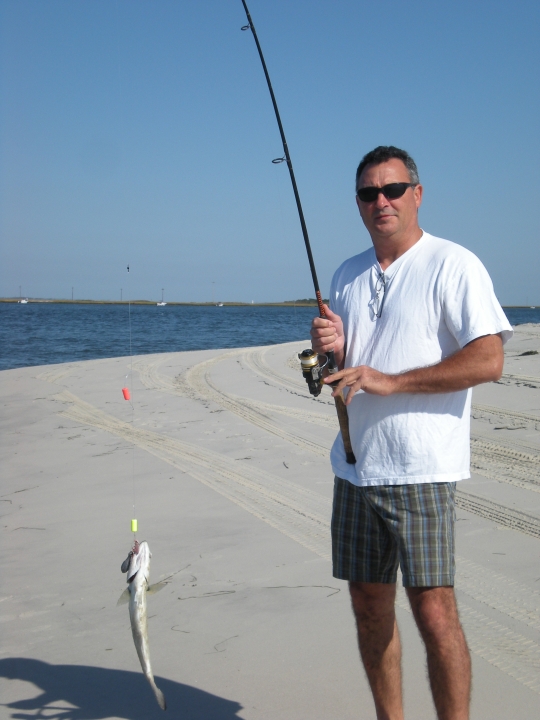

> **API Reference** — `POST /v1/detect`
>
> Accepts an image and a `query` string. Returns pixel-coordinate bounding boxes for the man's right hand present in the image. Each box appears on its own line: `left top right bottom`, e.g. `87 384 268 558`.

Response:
310 304 345 366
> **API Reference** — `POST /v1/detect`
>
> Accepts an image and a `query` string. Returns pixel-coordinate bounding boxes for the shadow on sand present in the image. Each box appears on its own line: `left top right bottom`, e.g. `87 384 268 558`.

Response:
0 658 243 719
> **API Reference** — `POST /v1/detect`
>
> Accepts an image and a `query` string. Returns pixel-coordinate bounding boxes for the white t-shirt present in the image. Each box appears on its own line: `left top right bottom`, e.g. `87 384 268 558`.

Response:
329 232 513 486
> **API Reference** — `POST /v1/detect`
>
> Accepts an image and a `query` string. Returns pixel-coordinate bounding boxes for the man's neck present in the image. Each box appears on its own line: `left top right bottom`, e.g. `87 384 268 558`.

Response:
373 227 423 271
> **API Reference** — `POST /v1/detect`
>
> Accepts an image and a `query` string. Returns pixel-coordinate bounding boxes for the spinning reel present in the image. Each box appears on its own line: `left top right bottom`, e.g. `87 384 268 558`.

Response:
298 349 331 397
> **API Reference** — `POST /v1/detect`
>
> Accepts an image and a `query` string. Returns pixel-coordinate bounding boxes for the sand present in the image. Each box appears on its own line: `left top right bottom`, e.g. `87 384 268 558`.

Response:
1 326 539 719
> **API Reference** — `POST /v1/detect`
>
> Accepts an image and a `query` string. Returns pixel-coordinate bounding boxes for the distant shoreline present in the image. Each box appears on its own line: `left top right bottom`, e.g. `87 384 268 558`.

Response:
0 298 536 309
0 298 325 307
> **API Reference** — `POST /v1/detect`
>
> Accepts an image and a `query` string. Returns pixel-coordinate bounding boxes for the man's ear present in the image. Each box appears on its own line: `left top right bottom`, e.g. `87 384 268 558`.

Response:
414 184 423 209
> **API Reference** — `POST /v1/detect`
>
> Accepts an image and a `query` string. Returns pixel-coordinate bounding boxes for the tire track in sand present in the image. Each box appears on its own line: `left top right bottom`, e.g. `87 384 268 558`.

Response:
470 437 540 492
498 372 540 389
472 403 540 431
135 353 540 503
136 353 329 458
395 584 540 694
55 389 331 560
37 364 82 384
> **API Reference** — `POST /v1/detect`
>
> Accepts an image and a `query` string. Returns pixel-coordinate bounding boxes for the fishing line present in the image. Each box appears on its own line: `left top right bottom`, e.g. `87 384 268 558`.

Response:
122 263 138 540
114 7 138 539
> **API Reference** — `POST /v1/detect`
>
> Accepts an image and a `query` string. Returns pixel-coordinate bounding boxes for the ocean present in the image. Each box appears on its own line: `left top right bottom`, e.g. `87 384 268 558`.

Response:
1 303 539 372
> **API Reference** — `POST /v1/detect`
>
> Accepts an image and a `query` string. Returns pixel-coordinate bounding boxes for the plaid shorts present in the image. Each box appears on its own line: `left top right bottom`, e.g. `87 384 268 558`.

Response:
331 477 456 587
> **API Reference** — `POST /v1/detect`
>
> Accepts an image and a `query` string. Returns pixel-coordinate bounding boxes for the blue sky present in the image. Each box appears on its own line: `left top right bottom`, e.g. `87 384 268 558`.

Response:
1 0 538 304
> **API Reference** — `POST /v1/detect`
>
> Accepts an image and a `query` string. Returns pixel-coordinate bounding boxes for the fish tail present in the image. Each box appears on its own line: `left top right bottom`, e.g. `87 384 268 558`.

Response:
151 681 167 710
144 671 166 710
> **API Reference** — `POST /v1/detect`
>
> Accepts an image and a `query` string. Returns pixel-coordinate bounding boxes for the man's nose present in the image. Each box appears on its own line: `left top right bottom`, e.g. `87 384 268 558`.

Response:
375 190 389 208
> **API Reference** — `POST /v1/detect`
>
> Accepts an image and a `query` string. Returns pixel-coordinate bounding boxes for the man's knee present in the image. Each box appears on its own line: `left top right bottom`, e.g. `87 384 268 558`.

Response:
407 586 461 640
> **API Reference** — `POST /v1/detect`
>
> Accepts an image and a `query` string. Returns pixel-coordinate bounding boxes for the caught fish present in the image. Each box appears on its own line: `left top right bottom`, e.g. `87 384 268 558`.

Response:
120 540 167 710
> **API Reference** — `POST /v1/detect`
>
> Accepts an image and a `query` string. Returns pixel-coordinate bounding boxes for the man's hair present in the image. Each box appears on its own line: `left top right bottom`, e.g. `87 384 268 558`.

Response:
355 146 420 188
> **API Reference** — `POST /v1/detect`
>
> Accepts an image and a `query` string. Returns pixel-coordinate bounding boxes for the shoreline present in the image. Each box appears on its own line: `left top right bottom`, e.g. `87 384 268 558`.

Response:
0 298 537 309
0 298 324 307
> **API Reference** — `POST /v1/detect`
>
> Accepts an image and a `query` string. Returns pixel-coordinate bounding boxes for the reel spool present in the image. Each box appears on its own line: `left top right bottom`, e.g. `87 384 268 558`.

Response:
298 349 329 397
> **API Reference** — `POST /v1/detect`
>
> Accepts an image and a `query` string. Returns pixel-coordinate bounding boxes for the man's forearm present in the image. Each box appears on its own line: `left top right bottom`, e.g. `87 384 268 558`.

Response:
325 334 504 401
391 334 504 394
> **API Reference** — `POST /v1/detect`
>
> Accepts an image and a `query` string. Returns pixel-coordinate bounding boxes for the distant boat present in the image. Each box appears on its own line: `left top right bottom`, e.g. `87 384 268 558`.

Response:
18 298 28 304
216 302 223 307
156 302 167 307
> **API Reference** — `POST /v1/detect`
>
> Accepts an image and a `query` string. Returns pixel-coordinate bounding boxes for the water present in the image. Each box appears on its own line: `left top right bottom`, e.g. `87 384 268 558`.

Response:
1 303 539 372
502 307 540 326
0 303 316 371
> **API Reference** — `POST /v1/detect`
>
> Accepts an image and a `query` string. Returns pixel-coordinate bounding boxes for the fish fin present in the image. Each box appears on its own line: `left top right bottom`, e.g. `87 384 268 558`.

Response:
147 581 168 595
121 552 132 574
116 587 131 606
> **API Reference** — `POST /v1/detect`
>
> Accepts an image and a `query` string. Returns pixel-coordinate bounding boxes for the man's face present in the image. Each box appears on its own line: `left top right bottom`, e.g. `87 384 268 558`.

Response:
356 158 423 242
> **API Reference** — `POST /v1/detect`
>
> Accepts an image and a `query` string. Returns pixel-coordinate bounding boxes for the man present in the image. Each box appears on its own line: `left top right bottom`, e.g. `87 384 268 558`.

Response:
310 146 512 720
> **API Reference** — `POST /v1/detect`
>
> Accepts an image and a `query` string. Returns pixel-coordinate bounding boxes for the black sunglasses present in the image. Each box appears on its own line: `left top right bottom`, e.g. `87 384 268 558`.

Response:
356 182 416 203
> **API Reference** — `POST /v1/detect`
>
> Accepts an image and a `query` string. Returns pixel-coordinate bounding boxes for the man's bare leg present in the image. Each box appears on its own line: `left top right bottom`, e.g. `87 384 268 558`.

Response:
407 586 471 720
349 582 404 720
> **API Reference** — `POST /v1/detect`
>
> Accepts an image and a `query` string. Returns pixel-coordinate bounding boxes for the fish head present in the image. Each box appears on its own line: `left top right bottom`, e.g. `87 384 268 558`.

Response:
122 540 152 585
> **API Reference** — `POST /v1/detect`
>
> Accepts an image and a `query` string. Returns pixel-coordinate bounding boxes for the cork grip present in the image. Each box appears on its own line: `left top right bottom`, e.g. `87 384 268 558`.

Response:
315 290 326 319
333 392 356 464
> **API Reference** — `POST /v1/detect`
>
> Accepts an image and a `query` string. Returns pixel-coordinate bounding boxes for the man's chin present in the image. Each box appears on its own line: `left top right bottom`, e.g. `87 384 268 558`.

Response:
372 218 398 235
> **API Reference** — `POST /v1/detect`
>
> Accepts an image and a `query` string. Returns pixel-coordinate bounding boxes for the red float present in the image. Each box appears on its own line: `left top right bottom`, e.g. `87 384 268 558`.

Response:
122 387 130 401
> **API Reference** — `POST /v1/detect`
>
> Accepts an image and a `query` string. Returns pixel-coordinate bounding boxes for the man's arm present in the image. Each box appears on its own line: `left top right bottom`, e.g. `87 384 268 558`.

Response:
324 334 504 404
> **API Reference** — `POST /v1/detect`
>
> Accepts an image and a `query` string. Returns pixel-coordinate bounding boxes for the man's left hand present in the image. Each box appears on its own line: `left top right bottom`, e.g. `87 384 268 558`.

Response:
324 366 397 403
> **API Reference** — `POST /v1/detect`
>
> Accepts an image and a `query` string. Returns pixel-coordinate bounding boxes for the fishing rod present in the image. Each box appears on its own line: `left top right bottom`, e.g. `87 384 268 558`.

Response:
240 0 356 464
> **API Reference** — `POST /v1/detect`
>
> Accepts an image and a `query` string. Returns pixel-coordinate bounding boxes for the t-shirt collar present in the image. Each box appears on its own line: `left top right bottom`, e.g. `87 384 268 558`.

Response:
374 231 427 279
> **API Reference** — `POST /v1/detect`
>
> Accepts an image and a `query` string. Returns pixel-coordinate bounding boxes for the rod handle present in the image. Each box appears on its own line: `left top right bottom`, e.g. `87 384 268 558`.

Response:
325 351 355 464
333 392 356 464
315 290 326 320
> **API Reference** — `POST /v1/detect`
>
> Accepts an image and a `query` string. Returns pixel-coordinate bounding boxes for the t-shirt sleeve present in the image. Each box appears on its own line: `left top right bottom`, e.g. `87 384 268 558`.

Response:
329 269 340 315
442 256 513 348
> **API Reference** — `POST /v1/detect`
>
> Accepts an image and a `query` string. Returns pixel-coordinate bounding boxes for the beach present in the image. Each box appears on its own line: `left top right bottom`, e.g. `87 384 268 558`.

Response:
1 326 539 719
